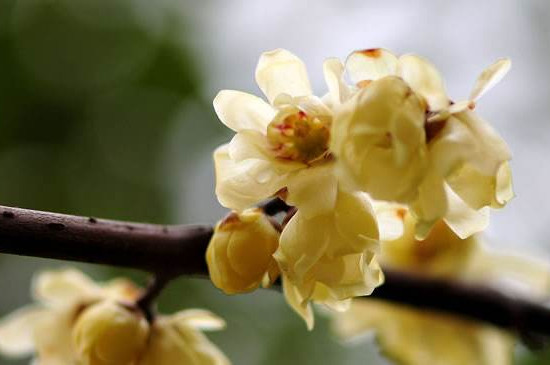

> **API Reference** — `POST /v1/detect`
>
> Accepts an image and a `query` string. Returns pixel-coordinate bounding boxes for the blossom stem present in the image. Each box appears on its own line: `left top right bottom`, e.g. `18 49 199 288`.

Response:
0 204 549 341
137 274 174 322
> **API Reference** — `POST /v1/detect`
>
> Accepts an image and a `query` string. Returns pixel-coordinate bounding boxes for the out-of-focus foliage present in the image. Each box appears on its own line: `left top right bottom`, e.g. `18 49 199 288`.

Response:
0 0 548 364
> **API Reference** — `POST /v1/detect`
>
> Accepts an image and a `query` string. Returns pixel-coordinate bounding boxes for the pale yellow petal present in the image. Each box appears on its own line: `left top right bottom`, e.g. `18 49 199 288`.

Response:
282 275 314 331
453 111 511 175
213 144 288 211
213 90 275 133
286 164 338 218
323 58 352 104
469 58 511 101
345 48 398 84
276 211 330 280
447 163 513 212
334 300 514 365
398 54 449 111
372 201 407 241
227 130 271 162
32 269 100 306
495 162 514 206
411 170 447 239
255 49 312 104
443 184 489 239
0 306 46 357
170 310 226 332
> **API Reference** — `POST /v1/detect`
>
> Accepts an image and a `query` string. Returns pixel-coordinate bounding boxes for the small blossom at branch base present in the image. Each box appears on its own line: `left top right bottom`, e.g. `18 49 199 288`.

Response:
0 269 232 365
207 208 280 294
72 300 149 365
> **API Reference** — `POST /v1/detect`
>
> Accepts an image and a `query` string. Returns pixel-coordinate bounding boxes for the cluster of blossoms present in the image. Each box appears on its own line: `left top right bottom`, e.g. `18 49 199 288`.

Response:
207 47 515 329
333 204 550 365
0 269 229 365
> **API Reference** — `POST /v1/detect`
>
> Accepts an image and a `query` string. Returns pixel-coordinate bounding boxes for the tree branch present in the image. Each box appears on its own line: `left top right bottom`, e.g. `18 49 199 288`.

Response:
0 204 549 341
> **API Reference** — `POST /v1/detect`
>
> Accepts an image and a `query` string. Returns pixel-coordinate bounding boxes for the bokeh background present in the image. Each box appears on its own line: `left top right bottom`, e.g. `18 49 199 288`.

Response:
1 0 550 364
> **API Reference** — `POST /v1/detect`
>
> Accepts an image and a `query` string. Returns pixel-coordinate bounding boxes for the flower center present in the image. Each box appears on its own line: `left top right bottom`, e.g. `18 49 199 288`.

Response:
267 110 331 163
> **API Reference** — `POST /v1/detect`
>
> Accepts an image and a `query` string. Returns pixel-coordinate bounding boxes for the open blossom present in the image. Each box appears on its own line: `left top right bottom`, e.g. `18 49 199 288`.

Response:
213 48 338 217
330 75 428 203
0 269 230 365
274 189 383 329
332 204 550 365
0 269 142 364
207 208 280 294
72 300 149 365
139 310 230 365
328 48 513 238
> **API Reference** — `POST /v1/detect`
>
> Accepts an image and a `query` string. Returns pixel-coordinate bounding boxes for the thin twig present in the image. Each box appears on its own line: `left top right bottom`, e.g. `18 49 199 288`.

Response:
0 204 549 341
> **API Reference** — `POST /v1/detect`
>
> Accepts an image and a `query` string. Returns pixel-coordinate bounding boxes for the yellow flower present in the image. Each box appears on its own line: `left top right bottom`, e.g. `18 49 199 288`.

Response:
330 75 428 203
0 269 142 365
332 204 550 365
329 48 513 239
274 189 383 329
335 299 514 365
206 208 280 294
0 269 232 365
139 309 230 365
72 300 149 365
213 49 338 216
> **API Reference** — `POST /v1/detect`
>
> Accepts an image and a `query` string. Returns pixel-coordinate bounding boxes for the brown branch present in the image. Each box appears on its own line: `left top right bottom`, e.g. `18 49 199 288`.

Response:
0 204 549 342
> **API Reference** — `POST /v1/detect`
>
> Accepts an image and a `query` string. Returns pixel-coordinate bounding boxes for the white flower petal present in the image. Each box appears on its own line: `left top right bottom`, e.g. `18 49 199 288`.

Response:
255 49 312 104
170 309 226 332
214 144 288 211
345 48 398 84
0 306 45 357
323 58 352 104
213 90 276 133
443 184 489 239
32 269 99 306
398 54 449 111
469 58 511 101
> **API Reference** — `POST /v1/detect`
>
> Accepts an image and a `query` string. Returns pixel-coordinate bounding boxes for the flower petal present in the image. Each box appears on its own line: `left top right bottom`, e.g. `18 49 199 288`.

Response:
213 90 276 133
372 202 407 241
398 54 449 111
286 164 338 218
213 144 288 211
345 48 398 84
411 170 448 239
32 269 100 306
282 275 314 330
170 309 226 332
255 49 312 104
469 58 511 101
323 58 351 105
443 184 489 239
0 306 45 357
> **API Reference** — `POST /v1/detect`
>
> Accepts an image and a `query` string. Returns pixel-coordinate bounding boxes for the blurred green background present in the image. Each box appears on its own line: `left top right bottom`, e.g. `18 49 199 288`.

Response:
1 0 550 364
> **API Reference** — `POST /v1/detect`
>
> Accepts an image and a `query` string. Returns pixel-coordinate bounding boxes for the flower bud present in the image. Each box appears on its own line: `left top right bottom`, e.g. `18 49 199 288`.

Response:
72 300 149 365
331 76 428 203
207 208 280 294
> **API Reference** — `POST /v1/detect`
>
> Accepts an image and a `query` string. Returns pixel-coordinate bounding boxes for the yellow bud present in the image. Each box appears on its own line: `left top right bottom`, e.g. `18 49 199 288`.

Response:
207 208 280 294
72 300 149 365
